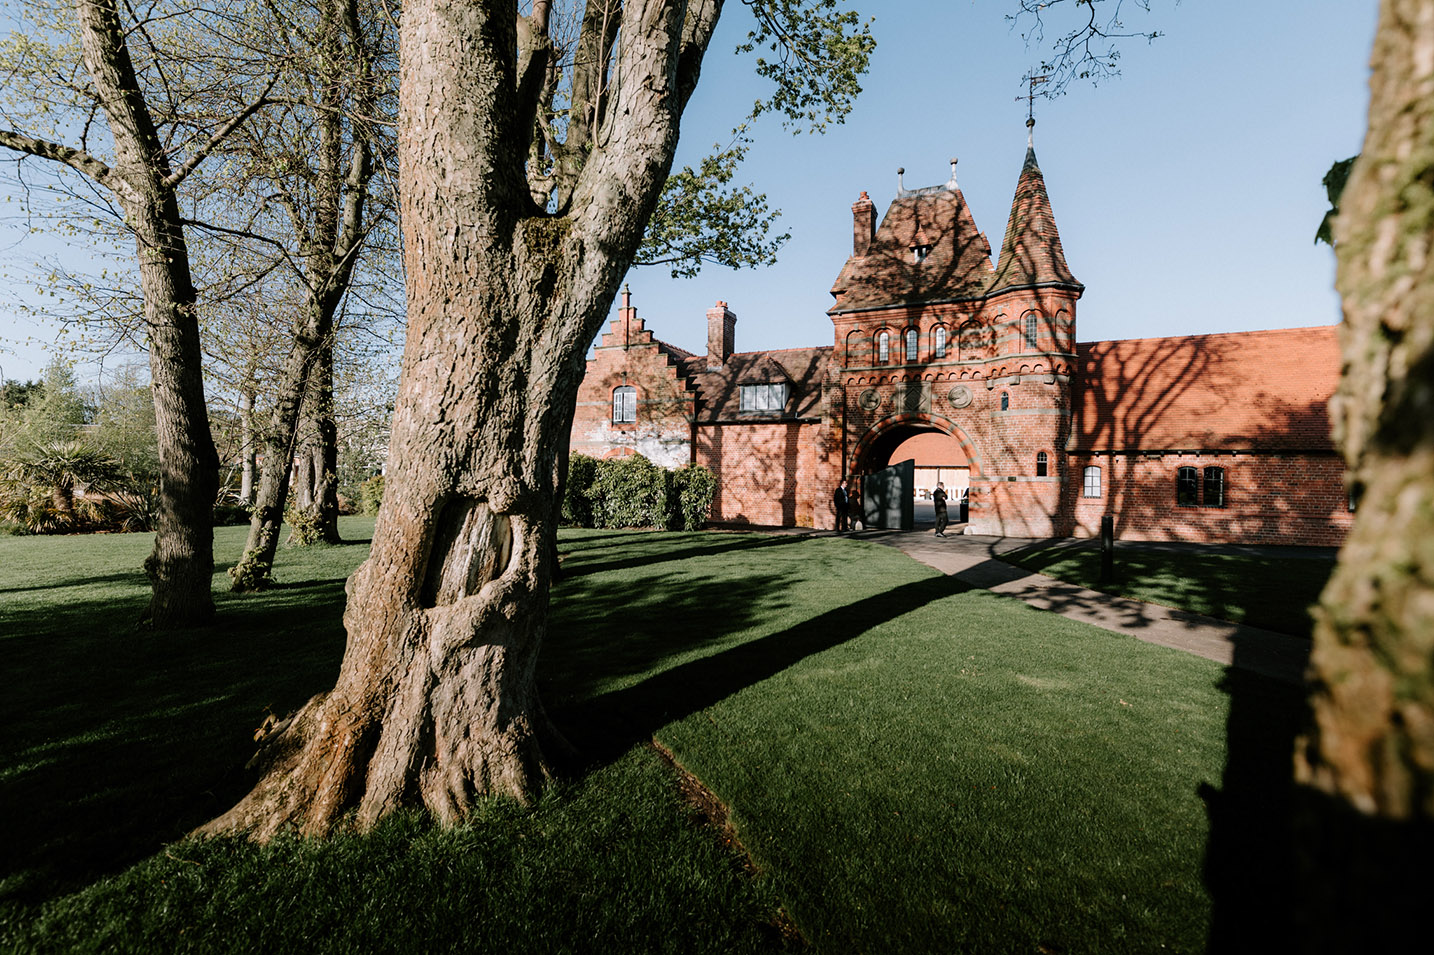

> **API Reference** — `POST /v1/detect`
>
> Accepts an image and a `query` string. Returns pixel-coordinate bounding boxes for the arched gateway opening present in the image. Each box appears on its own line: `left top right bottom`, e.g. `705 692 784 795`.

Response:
853 421 975 528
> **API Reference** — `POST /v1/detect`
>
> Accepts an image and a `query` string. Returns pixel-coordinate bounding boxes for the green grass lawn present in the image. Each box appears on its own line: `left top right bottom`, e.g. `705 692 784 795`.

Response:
1000 542 1337 638
0 523 1307 953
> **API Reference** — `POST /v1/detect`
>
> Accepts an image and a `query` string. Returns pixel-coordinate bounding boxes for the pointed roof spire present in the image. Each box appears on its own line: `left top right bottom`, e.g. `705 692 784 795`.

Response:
987 139 1081 296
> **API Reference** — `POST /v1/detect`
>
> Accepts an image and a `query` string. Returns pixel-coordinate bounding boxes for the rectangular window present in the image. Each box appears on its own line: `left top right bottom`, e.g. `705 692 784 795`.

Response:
1177 466 1199 506
1024 314 1039 349
1203 466 1226 508
1082 465 1102 498
739 382 789 413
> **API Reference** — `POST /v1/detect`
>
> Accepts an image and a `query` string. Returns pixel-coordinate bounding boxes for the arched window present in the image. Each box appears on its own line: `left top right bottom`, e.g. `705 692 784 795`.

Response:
1024 312 1040 349
1000 391 1009 411
1176 466 1199 506
1203 466 1226 508
612 385 636 423
876 330 890 364
1082 465 1102 499
904 328 919 363
845 330 862 367
933 326 947 359
1036 451 1048 477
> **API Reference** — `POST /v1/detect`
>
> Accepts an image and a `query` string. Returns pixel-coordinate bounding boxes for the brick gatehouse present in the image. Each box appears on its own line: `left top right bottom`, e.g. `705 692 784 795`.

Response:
570 144 1351 547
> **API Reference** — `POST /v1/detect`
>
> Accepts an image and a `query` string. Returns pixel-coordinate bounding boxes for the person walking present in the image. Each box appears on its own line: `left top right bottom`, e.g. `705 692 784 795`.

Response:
833 479 850 532
932 482 949 537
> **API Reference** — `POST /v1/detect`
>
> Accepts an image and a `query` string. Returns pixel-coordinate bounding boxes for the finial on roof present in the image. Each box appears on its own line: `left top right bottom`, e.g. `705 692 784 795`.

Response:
621 283 631 308
948 157 959 188
897 166 905 193
1026 115 1035 148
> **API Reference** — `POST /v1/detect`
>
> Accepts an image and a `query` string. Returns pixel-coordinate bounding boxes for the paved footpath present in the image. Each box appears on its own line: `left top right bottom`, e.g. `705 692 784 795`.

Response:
849 528 1315 686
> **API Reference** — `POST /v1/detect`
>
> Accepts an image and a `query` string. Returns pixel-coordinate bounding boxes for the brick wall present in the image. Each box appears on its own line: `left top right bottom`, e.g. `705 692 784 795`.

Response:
1064 452 1351 546
696 420 829 527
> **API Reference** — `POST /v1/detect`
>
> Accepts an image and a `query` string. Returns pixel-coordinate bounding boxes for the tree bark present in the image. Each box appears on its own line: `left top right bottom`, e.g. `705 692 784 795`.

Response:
1293 0 1434 947
203 0 723 839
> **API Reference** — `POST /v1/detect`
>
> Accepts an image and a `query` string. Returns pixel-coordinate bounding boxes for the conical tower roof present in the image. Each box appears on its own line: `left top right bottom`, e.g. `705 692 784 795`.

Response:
987 145 1081 296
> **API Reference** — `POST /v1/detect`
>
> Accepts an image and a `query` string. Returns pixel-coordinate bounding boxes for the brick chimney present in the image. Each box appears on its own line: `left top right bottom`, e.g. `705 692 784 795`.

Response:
852 191 875 256
619 284 636 346
706 300 736 368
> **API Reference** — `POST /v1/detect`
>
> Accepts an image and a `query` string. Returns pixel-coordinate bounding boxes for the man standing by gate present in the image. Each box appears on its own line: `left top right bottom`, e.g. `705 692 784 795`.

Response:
834 478 850 532
932 482 949 537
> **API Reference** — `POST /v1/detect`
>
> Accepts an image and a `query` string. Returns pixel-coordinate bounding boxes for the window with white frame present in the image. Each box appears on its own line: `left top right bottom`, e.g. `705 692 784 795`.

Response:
904 328 918 363
612 385 636 423
1036 451 1048 477
933 326 947 359
739 382 789 413
877 330 890 364
913 244 932 263
1024 313 1039 349
1082 465 1102 498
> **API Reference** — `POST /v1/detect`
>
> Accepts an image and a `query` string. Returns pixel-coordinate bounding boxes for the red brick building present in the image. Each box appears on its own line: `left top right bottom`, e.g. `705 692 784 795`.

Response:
571 146 1351 545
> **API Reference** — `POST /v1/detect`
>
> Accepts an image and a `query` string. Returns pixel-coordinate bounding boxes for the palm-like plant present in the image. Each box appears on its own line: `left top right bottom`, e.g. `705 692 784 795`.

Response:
0 440 126 533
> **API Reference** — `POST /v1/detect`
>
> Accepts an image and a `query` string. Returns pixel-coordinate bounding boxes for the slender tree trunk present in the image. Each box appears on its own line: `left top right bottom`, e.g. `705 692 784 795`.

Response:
239 384 256 504
202 0 718 839
230 0 372 580
1293 1 1434 947
309 338 342 542
73 0 219 626
229 319 320 590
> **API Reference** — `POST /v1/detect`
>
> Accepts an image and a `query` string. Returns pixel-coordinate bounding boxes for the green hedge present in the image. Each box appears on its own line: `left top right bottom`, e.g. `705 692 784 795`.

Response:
563 453 714 530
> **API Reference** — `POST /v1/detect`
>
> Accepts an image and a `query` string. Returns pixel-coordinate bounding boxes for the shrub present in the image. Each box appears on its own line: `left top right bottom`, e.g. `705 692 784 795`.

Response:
667 464 715 530
0 440 123 534
590 454 668 528
358 474 385 516
562 454 599 527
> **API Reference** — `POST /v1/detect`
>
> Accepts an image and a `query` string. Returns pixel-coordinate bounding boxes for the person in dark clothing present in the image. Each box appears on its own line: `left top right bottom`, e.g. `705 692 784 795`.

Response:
833 479 850 531
932 482 948 537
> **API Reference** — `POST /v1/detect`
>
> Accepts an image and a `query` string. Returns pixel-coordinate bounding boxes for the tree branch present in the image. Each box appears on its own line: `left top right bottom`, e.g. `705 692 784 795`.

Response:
0 128 137 205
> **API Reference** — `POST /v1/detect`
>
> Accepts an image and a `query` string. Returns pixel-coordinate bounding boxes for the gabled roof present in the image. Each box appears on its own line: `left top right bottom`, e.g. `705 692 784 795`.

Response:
678 347 832 421
988 146 1080 296
1071 326 1341 453
829 180 995 312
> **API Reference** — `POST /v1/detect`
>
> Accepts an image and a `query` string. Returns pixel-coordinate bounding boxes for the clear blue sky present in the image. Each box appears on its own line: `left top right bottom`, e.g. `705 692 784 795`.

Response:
616 0 1376 359
0 0 1379 381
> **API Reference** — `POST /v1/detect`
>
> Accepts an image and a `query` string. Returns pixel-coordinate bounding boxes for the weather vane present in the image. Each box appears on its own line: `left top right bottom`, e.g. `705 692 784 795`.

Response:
1017 73 1051 128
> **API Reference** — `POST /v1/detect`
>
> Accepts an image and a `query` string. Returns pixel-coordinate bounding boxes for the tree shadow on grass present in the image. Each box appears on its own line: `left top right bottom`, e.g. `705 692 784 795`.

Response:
557 531 811 579
549 572 973 766
0 586 350 906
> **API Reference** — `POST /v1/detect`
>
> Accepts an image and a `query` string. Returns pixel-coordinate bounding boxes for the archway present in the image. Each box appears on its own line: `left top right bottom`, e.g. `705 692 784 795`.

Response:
853 419 976 525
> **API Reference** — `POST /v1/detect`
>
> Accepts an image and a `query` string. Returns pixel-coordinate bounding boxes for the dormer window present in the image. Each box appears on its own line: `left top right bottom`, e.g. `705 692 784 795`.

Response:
739 382 788 414
912 244 932 263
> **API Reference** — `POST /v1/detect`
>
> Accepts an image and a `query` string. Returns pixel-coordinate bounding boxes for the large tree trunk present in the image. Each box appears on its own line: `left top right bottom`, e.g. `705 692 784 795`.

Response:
203 0 720 839
1293 0 1434 947
74 0 219 627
